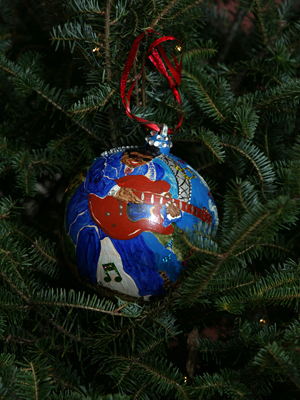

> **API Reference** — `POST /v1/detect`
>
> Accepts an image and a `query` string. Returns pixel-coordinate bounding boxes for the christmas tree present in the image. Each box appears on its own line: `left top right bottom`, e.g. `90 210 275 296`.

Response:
1 0 300 398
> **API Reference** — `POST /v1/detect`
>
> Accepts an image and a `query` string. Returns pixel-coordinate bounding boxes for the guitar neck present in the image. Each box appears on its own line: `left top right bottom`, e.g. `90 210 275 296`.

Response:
135 191 212 225
173 198 212 224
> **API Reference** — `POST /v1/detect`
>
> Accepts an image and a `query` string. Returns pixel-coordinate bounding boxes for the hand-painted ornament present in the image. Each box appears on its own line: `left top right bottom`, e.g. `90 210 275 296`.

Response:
62 31 218 300
63 126 218 300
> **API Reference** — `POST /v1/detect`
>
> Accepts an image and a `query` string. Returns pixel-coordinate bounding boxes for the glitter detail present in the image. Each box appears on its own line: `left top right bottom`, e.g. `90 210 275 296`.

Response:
100 145 138 157
145 124 172 154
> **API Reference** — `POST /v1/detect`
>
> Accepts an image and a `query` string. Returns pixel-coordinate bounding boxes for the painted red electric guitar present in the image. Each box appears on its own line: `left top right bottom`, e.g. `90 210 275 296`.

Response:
88 175 212 240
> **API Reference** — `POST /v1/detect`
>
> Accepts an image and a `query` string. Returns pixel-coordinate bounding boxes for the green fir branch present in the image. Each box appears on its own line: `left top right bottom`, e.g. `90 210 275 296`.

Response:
148 0 180 29
220 136 276 193
252 0 268 47
0 53 100 141
182 67 228 123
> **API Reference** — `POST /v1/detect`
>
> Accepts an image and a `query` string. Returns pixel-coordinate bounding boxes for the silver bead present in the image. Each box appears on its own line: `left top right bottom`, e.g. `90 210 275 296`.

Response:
161 125 168 136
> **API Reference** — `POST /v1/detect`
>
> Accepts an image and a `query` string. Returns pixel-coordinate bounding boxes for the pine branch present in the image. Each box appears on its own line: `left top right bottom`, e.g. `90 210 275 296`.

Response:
14 361 55 400
34 88 99 141
0 54 100 142
30 362 38 400
51 22 100 51
253 0 268 47
182 231 221 258
161 0 205 26
137 337 165 359
0 271 30 304
112 356 189 400
181 46 217 62
254 79 300 109
34 289 144 318
33 307 83 343
226 211 270 256
220 137 275 193
254 342 300 391
129 6 138 36
132 380 150 400
148 0 180 29
182 67 228 123
104 0 117 147
62 0 105 19
192 370 249 399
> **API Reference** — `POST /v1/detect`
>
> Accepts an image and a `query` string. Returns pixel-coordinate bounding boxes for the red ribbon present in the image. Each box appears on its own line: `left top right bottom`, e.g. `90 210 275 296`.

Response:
120 29 183 135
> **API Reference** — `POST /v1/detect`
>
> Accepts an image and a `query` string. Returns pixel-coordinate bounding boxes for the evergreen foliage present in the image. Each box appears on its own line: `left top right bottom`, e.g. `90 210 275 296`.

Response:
1 0 300 398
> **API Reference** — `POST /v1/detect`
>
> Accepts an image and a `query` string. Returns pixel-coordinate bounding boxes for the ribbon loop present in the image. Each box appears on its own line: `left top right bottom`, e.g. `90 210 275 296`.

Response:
120 29 183 135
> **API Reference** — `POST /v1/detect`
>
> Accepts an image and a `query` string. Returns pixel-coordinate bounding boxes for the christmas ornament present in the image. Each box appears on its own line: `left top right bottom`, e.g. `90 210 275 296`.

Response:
63 31 218 300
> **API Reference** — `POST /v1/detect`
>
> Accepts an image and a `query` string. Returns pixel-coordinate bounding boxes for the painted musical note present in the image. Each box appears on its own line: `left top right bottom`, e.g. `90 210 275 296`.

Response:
163 239 173 263
102 262 122 282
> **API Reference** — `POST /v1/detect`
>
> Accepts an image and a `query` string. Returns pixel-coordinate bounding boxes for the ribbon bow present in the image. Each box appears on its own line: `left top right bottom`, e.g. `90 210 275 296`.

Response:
120 29 183 135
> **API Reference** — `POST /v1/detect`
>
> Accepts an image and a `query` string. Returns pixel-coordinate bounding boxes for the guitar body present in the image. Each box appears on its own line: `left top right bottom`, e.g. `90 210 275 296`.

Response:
88 175 174 240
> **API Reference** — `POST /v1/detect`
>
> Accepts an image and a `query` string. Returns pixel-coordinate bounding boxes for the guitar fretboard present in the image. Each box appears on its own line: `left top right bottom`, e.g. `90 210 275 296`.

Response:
134 190 212 225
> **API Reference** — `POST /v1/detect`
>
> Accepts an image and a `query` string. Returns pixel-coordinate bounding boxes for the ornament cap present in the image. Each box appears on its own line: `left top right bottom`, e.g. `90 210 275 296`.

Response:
145 124 172 154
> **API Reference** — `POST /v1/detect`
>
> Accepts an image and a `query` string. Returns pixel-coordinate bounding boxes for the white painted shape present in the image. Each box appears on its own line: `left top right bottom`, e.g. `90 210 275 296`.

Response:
208 198 219 226
97 237 139 296
128 229 141 236
145 161 157 181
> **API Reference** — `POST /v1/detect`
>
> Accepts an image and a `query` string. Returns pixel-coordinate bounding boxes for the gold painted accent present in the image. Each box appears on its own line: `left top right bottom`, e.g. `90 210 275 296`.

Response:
174 164 196 180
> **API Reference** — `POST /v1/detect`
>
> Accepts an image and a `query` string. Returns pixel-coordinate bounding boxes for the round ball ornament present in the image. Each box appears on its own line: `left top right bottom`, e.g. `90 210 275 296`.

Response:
63 127 218 300
62 32 218 300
